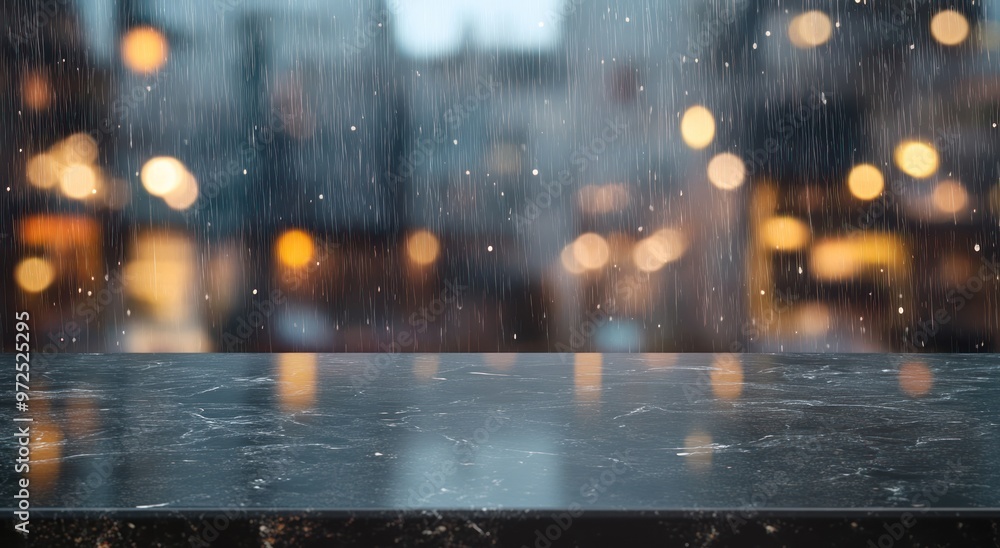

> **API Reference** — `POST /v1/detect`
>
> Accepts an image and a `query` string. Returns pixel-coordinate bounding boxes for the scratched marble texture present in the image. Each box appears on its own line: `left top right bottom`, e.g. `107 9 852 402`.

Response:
3 353 997 511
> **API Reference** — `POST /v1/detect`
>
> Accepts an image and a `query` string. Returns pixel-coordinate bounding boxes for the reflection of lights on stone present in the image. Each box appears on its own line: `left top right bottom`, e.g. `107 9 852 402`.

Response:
680 105 715 150
789 10 833 48
30 421 63 494
64 397 100 441
899 362 933 397
141 157 187 197
707 153 746 190
847 164 885 201
895 140 939 179
21 71 52 111
759 216 811 251
574 353 602 402
930 10 970 46
484 354 516 370
413 355 440 381
682 432 713 472
710 354 743 400
407 229 441 267
275 229 315 269
633 228 687 272
931 180 968 214
277 354 317 412
642 353 677 369
15 257 56 293
572 233 611 270
58 163 99 200
121 26 169 74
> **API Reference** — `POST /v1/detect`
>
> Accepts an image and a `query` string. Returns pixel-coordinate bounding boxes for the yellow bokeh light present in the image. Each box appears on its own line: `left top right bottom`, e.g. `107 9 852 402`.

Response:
406 229 440 267
707 152 746 190
680 105 716 150
125 232 195 301
847 163 885 201
759 216 811 251
121 26 169 74
25 153 61 189
58 163 98 200
141 156 187 197
796 302 831 336
789 10 833 48
811 240 858 280
810 234 905 281
560 244 587 274
989 184 1000 217
710 354 744 400
930 10 970 46
15 257 56 293
572 233 610 270
276 229 315 268
633 228 687 272
163 173 199 211
58 133 99 164
895 140 939 179
932 180 968 214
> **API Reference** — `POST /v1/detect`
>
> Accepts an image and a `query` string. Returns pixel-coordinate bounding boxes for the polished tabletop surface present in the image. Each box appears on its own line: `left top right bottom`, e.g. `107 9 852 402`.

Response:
4 353 998 511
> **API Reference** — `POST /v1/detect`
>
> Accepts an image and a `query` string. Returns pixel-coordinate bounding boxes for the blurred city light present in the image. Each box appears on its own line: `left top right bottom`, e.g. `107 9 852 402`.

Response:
707 153 746 191
121 26 169 74
276 229 316 269
15 257 56 294
140 156 187 197
788 11 833 49
680 105 716 150
406 229 441 267
633 228 686 272
847 164 885 201
932 180 969 215
930 10 971 47
759 216 811 252
572 233 611 271
895 140 940 179
21 70 51 111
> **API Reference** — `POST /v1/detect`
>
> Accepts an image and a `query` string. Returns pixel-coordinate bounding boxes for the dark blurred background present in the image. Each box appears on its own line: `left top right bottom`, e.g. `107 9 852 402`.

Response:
3 0 999 354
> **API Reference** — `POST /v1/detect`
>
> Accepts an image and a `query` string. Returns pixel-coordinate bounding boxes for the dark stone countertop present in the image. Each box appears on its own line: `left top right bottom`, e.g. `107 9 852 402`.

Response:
3 353 998 546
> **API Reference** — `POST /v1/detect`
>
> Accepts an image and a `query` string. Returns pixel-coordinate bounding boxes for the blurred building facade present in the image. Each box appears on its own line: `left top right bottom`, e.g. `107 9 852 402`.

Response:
3 0 1000 354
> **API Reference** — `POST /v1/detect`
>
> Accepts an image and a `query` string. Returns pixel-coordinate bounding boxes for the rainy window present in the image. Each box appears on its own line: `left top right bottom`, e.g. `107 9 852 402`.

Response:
4 0 1000 354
